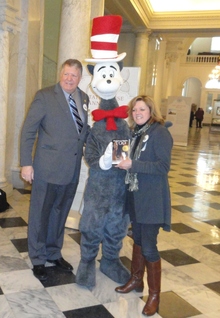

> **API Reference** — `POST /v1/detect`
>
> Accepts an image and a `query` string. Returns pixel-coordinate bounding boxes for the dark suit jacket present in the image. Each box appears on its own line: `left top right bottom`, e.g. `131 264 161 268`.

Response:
20 83 89 185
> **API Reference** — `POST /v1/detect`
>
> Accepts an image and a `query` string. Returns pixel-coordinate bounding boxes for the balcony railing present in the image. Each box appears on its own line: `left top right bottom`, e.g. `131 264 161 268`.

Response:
186 55 219 64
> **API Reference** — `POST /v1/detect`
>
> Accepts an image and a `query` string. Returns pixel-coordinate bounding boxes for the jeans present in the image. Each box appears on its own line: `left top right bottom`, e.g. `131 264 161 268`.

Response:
132 219 161 262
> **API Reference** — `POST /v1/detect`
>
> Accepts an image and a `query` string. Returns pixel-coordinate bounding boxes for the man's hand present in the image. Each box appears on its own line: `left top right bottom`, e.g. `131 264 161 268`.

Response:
21 166 34 184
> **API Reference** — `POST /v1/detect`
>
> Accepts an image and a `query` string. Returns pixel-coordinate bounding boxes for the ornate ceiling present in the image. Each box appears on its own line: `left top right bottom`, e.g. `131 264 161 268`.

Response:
105 0 220 35
149 0 220 12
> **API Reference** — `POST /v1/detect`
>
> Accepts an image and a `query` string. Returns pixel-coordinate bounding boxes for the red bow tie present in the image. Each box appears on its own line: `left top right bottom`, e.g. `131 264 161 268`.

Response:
92 106 128 130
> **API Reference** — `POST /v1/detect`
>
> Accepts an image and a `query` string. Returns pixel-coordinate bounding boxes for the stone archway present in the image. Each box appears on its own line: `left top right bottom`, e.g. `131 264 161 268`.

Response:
182 77 202 107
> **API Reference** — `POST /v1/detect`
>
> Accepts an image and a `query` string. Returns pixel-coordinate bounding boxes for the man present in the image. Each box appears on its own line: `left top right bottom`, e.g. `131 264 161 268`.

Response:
20 59 89 280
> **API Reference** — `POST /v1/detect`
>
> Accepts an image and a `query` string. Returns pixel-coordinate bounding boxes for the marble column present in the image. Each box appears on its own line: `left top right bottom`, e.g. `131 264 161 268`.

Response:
9 2 29 189
91 0 104 18
57 0 92 74
0 0 22 195
9 0 44 189
133 29 151 95
0 30 11 193
58 0 97 229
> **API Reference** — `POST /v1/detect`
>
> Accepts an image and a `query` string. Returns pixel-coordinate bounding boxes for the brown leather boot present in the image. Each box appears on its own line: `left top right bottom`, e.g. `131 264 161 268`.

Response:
115 244 145 293
142 259 161 316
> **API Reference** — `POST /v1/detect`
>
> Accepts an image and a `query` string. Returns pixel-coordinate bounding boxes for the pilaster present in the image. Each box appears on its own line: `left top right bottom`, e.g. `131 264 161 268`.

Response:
133 28 151 94
153 38 167 109
0 0 21 33
164 39 184 97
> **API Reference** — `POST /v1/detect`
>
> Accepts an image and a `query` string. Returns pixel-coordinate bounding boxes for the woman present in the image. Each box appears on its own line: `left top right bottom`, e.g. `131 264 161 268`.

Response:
115 95 173 316
195 107 204 128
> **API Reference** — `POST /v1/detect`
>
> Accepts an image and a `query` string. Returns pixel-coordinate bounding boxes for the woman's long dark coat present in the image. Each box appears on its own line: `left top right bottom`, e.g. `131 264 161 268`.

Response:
127 122 173 232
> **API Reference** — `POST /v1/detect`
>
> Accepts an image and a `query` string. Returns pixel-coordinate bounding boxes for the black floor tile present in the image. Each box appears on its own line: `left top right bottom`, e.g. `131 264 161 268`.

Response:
0 217 27 228
185 155 196 158
16 188 31 194
179 174 195 177
63 304 114 318
204 219 220 228
204 281 220 295
172 205 195 213
69 231 81 244
171 223 198 234
184 160 196 164
160 249 199 266
203 202 220 210
146 291 201 318
205 190 220 196
173 192 195 198
120 256 131 271
41 266 75 287
176 182 195 186
11 238 28 253
203 243 220 255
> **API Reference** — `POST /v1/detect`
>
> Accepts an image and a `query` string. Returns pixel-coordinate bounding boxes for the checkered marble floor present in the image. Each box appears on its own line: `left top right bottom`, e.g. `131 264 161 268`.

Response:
0 125 220 318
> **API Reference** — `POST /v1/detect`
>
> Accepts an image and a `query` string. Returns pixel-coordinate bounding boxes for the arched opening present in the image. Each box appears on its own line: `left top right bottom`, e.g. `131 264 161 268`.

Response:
182 77 202 108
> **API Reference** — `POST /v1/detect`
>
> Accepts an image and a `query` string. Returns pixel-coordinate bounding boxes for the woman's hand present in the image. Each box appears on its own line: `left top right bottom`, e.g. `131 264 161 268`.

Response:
116 158 132 170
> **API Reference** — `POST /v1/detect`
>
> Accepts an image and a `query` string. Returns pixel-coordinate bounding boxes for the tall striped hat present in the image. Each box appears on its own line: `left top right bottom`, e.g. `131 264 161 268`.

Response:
85 15 126 63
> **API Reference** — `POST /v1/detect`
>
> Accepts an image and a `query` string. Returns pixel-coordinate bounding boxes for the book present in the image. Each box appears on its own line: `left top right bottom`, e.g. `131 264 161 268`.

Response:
112 139 130 165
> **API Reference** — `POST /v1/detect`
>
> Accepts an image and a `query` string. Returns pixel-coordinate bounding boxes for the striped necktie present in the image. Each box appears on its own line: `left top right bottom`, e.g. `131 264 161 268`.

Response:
69 95 83 133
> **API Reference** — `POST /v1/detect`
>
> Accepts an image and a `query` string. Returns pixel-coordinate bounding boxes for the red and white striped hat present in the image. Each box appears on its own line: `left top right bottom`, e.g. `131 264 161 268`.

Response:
85 15 126 62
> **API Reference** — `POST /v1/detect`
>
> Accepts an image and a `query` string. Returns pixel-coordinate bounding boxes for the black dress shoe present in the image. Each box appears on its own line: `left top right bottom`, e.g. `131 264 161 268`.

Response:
47 257 73 272
33 265 48 281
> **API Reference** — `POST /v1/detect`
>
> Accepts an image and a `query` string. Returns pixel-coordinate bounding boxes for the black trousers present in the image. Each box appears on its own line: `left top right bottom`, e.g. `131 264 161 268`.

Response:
132 218 161 262
196 119 202 127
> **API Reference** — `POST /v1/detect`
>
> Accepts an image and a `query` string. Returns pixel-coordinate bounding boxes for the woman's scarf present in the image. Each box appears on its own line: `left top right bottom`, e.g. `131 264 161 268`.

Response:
125 122 152 191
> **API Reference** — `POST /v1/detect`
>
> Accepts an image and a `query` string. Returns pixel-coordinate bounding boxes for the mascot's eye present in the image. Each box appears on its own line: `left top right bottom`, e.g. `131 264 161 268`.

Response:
109 70 114 78
102 74 106 78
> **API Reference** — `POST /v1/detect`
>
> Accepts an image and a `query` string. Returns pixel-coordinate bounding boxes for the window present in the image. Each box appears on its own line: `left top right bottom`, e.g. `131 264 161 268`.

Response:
211 37 220 52
155 38 160 50
206 93 213 113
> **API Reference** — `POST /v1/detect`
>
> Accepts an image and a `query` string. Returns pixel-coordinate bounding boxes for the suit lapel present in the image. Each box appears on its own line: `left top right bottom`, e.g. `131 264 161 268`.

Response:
54 83 70 114
78 89 89 124
53 83 79 135
53 84 89 133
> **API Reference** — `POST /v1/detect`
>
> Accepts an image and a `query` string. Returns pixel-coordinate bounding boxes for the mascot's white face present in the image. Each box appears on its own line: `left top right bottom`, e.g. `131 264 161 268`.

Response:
90 62 123 100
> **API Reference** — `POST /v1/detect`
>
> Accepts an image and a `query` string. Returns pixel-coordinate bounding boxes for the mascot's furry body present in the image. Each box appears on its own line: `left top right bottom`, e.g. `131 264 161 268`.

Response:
75 60 131 287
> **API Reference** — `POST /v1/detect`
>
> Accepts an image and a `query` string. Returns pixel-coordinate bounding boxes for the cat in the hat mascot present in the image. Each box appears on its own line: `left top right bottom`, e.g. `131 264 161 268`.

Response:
75 15 131 288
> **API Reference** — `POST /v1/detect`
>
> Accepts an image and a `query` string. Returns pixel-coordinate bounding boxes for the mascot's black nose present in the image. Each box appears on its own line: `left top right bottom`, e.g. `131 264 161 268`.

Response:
107 80 111 84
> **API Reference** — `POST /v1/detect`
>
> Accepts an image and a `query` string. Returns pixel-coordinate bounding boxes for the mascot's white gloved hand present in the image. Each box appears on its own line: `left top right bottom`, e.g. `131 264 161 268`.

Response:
99 142 113 170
